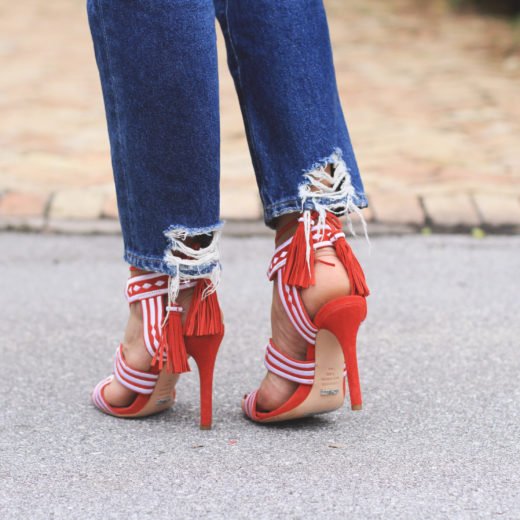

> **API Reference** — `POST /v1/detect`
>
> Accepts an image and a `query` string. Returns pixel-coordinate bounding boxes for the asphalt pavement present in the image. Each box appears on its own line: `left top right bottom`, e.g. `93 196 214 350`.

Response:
1 232 519 519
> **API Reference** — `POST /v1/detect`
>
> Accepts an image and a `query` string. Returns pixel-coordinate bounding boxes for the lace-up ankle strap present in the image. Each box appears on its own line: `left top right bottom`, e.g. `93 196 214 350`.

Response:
126 272 195 303
124 271 195 372
266 210 369 347
268 211 369 296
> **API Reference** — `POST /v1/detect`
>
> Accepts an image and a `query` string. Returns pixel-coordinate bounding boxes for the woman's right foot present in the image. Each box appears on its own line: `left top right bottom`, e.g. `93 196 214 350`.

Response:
242 210 369 422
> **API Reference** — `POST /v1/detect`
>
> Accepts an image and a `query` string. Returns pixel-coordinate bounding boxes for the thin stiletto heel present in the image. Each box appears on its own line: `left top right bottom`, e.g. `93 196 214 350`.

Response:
314 296 367 411
186 333 224 429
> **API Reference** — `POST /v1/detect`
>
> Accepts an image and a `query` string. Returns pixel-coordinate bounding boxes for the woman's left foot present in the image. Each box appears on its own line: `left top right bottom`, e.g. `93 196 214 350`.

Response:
255 217 351 412
92 267 225 426
102 268 193 407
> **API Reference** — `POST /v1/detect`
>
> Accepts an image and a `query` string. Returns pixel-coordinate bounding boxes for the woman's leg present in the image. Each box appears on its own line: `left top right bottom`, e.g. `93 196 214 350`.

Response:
214 0 367 222
87 0 222 406
215 0 368 411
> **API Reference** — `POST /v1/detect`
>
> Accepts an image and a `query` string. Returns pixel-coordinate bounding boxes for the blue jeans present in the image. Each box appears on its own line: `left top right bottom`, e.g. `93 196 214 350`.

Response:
87 0 367 289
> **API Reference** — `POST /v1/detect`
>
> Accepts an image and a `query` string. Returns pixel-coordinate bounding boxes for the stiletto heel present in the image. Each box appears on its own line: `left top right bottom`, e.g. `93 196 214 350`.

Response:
242 211 369 423
346 356 362 410
314 296 367 411
186 333 224 429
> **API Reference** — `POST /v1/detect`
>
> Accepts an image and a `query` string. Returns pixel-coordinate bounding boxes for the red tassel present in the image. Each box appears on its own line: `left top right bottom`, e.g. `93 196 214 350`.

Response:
152 307 190 374
333 236 370 297
325 212 369 297
184 280 223 336
282 217 315 289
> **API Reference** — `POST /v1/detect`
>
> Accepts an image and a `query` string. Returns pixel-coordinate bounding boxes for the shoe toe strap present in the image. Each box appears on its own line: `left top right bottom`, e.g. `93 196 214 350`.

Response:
263 339 347 385
264 339 315 385
276 270 318 345
243 390 259 420
92 376 114 414
113 345 159 395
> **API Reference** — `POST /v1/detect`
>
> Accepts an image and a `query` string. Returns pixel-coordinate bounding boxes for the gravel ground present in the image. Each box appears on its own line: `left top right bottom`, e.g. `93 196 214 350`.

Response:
0 233 519 519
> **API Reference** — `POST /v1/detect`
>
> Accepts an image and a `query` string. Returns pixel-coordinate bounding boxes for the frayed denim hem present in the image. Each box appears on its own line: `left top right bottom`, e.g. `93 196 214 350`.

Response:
161 221 223 300
162 221 225 237
124 249 220 279
263 148 368 230
124 220 224 286
124 249 177 277
263 192 369 229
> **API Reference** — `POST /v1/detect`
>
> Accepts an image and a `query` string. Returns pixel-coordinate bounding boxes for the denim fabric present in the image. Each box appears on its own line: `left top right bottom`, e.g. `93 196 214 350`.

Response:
87 0 367 276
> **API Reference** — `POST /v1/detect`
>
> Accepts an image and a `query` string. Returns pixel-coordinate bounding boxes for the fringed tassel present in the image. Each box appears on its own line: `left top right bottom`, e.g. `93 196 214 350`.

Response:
184 280 224 336
333 236 370 297
325 213 369 297
282 213 316 289
152 305 190 374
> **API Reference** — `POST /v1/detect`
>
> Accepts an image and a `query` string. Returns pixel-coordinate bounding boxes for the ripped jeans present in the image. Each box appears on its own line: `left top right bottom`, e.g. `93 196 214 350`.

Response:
87 0 368 287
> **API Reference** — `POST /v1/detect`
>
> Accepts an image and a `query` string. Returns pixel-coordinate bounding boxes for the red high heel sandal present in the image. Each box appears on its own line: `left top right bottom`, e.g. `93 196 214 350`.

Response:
242 211 369 423
92 271 224 429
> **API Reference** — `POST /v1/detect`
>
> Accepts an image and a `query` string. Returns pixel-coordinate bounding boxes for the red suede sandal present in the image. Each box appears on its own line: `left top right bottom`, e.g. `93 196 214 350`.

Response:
92 271 224 429
242 211 369 423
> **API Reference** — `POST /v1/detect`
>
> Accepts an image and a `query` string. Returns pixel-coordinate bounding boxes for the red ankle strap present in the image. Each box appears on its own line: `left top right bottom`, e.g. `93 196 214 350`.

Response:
126 272 169 303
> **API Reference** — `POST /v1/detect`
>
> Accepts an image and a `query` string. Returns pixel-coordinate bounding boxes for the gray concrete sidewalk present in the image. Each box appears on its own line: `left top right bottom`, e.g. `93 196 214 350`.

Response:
1 233 519 519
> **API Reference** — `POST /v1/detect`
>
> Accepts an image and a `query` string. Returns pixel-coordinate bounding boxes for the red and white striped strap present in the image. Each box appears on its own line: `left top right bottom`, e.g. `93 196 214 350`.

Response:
126 273 196 303
322 229 348 248
264 339 315 385
143 294 166 358
267 238 291 280
267 223 350 345
125 273 194 358
113 344 159 395
127 273 169 357
266 223 344 280
276 270 317 344
243 390 259 420
126 273 169 303
267 239 318 344
92 376 114 414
